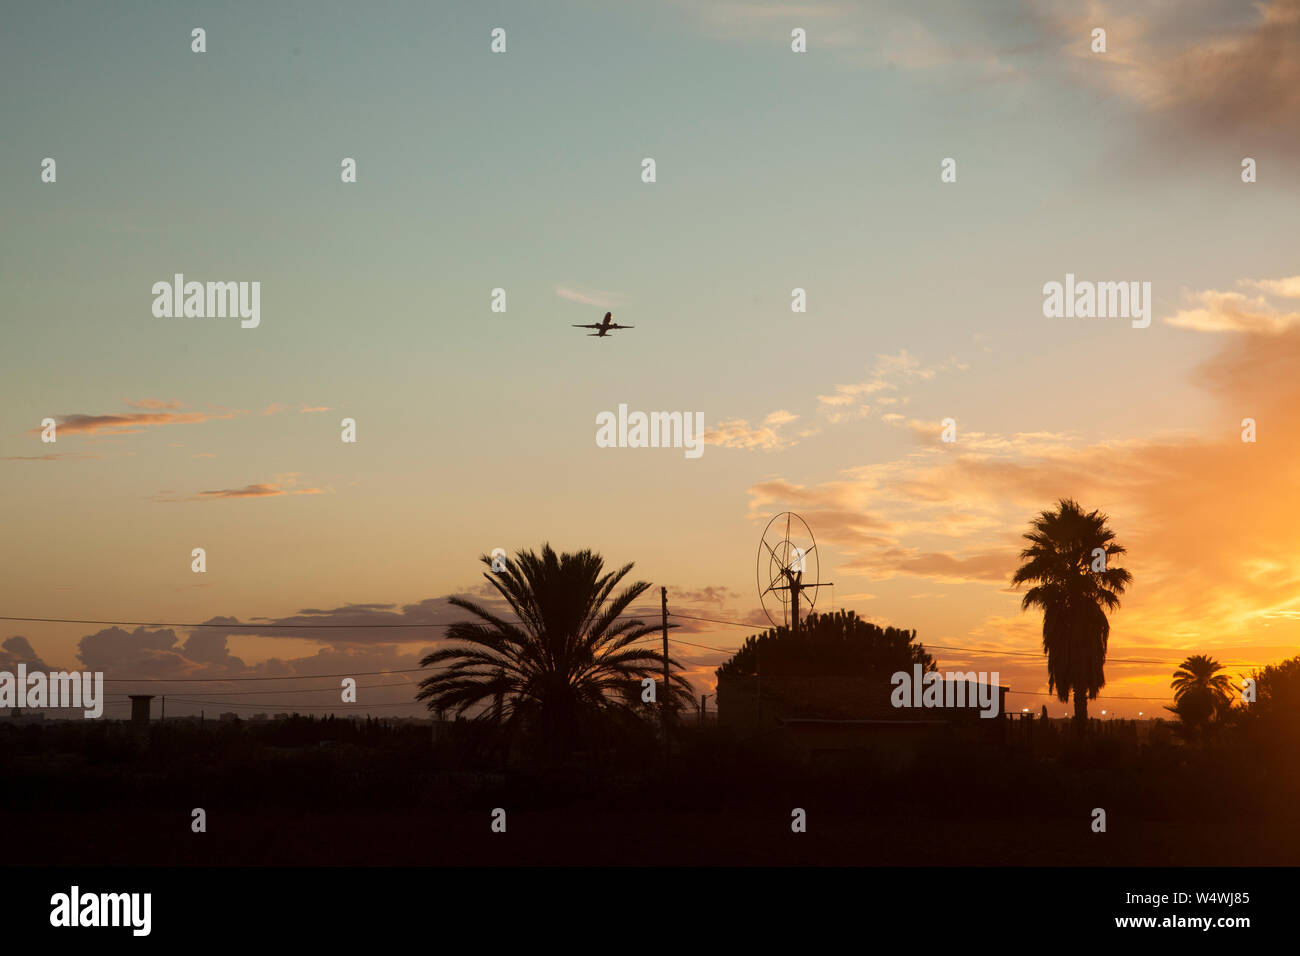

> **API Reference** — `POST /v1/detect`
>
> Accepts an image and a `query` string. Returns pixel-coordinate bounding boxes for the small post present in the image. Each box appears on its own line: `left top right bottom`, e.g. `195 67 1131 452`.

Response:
128 695 154 744
661 586 670 760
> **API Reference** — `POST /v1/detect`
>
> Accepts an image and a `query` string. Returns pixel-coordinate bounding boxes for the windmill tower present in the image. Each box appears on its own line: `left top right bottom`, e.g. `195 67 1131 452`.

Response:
757 511 833 635
752 512 834 729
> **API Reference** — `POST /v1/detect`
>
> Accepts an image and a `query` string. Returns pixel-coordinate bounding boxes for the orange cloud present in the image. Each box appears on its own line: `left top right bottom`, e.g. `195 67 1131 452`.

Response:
155 480 327 502
841 547 1013 583
704 413 799 451
197 484 325 499
746 316 1300 678
817 351 966 424
714 351 968 448
34 410 240 437
1055 0 1300 156
1 453 101 462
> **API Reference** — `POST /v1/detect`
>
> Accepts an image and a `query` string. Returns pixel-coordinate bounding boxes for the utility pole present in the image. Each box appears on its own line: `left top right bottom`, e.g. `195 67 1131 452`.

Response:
755 517 834 734
661 586 670 761
791 569 801 636
770 563 832 637
759 566 832 732
161 696 165 722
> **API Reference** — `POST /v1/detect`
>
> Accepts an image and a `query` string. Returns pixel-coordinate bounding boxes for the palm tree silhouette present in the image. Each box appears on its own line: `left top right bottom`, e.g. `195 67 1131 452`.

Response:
1168 654 1235 737
1011 499 1132 725
416 544 692 761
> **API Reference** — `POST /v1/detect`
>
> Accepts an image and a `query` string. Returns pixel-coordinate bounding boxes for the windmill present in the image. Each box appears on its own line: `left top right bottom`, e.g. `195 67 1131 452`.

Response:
756 511 833 636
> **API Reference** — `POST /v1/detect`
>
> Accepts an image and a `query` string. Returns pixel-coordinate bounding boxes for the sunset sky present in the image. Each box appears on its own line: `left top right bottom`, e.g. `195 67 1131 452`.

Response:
3 0 1299 719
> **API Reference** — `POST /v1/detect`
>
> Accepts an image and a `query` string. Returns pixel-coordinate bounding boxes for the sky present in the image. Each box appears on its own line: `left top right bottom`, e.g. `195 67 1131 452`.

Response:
2 0 1299 720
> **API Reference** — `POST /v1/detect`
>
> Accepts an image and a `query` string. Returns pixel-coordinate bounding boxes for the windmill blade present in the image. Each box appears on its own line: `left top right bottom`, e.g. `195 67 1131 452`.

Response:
759 536 782 561
756 510 823 630
763 563 792 595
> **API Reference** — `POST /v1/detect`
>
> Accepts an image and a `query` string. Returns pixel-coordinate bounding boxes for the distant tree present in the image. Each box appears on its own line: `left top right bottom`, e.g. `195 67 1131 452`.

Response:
416 544 692 760
1243 654 1300 737
1167 654 1235 738
716 609 934 679
1011 498 1132 725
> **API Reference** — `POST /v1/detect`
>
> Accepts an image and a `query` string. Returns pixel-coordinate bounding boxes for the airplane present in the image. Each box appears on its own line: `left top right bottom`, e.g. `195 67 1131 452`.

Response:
572 312 634 337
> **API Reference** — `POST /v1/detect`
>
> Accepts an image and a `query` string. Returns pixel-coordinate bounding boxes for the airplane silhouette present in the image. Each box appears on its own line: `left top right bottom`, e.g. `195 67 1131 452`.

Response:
572 312 634 337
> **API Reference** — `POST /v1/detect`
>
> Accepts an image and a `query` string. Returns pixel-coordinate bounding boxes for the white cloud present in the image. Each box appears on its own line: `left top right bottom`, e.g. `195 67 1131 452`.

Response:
1166 278 1300 334
555 285 624 308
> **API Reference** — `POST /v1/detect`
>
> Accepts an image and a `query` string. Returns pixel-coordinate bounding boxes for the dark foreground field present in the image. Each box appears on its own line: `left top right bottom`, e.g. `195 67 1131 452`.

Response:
8 808 1299 866
5 715 1299 866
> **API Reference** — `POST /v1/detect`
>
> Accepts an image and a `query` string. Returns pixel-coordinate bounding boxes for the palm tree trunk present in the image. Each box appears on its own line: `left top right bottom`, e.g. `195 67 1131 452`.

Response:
1073 687 1088 724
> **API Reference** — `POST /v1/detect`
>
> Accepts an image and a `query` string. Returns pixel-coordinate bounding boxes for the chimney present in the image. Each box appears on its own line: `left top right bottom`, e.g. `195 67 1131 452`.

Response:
128 695 154 724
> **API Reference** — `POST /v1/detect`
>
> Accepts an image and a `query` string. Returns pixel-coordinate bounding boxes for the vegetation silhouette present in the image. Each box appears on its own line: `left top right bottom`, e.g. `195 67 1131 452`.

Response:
1239 655 1300 746
5 653 1300 865
1011 498 1131 725
416 544 692 764
9 532 1300 866
1167 653 1235 738
717 608 934 678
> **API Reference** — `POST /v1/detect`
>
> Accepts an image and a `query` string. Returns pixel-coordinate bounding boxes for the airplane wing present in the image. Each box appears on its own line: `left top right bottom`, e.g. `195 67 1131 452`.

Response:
607 324 634 330
572 324 603 329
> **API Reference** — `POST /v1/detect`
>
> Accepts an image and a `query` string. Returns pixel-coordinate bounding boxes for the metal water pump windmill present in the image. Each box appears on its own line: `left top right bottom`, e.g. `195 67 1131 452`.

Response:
757 511 833 636
752 512 834 728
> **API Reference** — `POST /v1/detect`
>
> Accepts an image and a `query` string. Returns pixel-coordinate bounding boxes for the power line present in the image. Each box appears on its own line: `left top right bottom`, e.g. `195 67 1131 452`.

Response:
159 697 429 711
630 633 735 654
0 616 454 629
668 638 734 653
102 667 431 683
664 611 1275 668
8 602 1278 678
104 679 418 698
668 611 758 629
1006 689 1174 702
99 684 1169 709
921 642 1267 668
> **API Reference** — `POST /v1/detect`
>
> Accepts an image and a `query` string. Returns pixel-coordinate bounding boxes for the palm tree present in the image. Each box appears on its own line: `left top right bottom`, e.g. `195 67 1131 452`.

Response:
1011 499 1132 725
416 544 693 761
1168 654 1235 736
